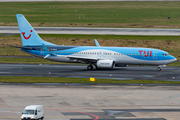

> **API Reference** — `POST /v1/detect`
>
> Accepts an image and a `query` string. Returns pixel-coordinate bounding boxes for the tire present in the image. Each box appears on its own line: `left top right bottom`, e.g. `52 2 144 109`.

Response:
157 67 161 71
87 65 93 70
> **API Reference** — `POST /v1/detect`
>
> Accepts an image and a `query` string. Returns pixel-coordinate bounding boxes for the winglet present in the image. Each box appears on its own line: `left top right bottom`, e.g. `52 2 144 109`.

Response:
94 39 100 47
42 43 57 59
42 43 50 54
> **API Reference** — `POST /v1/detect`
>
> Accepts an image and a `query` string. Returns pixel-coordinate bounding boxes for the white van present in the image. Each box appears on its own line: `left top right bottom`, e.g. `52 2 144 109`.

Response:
21 105 44 120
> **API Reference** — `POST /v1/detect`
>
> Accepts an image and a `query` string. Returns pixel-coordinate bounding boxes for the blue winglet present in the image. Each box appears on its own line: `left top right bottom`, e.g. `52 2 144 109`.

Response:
42 43 56 59
42 43 50 54
94 39 100 47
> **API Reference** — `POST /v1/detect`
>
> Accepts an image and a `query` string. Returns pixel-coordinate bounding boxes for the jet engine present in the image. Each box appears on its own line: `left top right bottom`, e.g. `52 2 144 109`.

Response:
96 59 114 69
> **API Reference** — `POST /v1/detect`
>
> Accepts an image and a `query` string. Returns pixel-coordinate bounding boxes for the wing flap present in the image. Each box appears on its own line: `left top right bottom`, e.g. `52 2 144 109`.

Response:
66 55 98 61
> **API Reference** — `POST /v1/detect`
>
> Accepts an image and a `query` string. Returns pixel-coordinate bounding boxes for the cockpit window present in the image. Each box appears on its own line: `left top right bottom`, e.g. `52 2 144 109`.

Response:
162 54 169 56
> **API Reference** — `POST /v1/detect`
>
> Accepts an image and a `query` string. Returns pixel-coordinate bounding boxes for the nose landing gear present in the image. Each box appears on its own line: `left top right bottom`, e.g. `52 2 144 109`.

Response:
157 65 166 71
157 67 161 71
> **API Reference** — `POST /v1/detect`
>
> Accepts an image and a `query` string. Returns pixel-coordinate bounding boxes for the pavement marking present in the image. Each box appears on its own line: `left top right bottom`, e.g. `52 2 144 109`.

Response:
0 111 21 113
163 95 180 100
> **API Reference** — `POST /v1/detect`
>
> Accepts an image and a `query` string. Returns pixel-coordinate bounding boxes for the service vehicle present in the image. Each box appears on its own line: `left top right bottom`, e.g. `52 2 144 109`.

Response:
21 105 44 120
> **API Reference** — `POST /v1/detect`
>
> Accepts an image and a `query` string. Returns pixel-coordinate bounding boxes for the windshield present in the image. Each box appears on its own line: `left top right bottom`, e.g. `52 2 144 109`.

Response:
23 110 35 114
162 53 169 56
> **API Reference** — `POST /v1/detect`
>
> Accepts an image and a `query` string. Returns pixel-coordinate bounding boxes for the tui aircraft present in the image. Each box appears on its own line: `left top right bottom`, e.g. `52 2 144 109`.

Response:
14 14 177 71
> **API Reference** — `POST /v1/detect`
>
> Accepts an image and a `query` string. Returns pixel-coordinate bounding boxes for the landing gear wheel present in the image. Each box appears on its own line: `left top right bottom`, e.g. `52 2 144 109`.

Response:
94 65 98 69
157 67 161 71
87 65 93 70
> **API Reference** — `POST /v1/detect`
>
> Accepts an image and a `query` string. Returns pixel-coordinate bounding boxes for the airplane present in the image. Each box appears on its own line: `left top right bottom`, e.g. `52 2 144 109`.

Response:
13 14 177 71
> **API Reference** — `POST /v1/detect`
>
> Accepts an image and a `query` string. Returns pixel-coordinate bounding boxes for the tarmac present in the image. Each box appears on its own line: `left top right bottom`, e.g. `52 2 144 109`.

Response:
0 64 180 119
1 26 180 36
0 84 180 120
0 63 180 81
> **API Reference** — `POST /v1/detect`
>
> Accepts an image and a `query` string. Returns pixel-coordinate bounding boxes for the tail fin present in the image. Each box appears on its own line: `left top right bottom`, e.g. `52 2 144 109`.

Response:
16 14 56 46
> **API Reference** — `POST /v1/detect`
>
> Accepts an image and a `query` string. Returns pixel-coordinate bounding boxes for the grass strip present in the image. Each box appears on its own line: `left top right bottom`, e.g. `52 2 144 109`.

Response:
1 1 180 28
0 76 180 84
1 34 180 60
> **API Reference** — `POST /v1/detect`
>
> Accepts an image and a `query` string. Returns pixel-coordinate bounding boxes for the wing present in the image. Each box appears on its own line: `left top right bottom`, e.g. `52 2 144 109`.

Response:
66 55 99 64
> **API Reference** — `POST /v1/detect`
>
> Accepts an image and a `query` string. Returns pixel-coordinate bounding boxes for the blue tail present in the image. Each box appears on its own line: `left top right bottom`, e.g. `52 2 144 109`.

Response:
16 14 56 46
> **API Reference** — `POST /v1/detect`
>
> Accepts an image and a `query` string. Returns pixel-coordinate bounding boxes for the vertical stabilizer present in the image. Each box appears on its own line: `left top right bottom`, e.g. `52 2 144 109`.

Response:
16 14 56 46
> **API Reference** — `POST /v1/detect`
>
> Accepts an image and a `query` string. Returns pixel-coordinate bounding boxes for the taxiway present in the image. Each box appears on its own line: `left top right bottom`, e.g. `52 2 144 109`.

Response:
1 26 180 36
0 63 180 81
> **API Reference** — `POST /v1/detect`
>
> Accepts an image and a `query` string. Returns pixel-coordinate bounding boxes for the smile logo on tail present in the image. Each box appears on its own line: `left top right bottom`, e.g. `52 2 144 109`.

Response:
22 30 32 40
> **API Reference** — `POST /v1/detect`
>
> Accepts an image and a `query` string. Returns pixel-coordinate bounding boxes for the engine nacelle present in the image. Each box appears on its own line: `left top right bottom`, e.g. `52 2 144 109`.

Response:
97 59 114 69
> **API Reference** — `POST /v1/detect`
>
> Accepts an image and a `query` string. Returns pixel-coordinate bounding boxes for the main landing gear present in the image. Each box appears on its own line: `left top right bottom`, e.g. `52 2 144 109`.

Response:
87 65 93 70
87 64 98 70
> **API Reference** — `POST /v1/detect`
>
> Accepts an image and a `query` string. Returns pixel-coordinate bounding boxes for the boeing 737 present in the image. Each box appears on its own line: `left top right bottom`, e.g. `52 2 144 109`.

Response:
14 14 177 71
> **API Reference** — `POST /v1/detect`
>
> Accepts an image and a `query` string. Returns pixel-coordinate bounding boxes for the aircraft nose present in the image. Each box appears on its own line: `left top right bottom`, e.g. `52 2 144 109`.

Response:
170 56 177 62
173 57 177 62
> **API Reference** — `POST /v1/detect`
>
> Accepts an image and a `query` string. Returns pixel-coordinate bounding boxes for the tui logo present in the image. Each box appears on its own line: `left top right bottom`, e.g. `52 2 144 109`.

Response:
22 30 32 40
